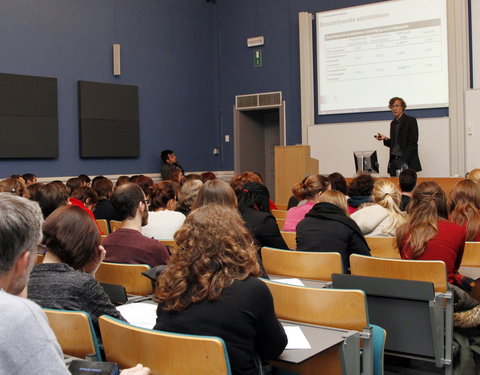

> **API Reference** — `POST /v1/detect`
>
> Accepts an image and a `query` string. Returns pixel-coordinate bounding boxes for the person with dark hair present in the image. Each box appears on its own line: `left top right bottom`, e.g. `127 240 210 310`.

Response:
194 179 237 209
115 175 130 188
347 173 375 214
399 168 417 211
35 182 69 218
0 177 26 197
327 172 348 195
230 171 277 211
22 173 37 186
66 177 83 195
142 181 185 240
77 174 91 186
200 171 217 183
92 177 121 223
70 186 99 223
397 181 468 289
28 205 125 333
26 182 44 201
375 97 422 176
91 175 106 186
237 182 288 250
283 175 330 232
103 183 169 267
448 179 480 241
154 205 287 375
296 190 371 270
129 175 154 197
160 149 184 180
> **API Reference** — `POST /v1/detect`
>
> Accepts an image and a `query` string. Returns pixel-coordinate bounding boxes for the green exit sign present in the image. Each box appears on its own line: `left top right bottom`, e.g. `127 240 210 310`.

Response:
254 49 262 67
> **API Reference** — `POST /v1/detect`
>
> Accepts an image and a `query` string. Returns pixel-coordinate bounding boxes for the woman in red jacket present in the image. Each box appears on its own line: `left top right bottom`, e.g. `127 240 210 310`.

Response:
448 179 480 242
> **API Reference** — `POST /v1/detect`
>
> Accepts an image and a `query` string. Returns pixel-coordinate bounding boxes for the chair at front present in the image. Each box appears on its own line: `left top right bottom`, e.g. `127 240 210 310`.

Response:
280 231 296 250
95 262 152 296
109 220 122 232
365 237 401 259
43 308 101 360
261 247 343 281
262 279 384 375
99 315 232 375
95 219 110 234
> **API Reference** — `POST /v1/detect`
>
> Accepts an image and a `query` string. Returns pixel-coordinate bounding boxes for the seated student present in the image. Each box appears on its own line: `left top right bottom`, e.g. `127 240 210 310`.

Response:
468 168 480 184
237 182 288 250
283 175 329 232
328 172 348 195
22 173 37 186
142 181 185 240
28 205 125 333
399 168 417 211
230 171 278 211
193 179 237 208
154 205 287 375
296 190 371 270
70 186 98 221
176 179 203 216
397 181 469 289
347 173 375 214
92 177 122 223
66 177 83 194
103 183 169 267
129 175 154 198
34 181 69 218
448 179 480 242
26 182 44 201
0 177 26 197
351 179 405 237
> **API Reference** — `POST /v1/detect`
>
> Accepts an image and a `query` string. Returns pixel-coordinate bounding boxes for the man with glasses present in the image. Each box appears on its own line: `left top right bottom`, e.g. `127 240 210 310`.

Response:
103 183 169 267
375 97 422 177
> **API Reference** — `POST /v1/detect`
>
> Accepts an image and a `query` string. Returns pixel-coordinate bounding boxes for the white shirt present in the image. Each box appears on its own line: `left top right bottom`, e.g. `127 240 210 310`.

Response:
142 210 186 240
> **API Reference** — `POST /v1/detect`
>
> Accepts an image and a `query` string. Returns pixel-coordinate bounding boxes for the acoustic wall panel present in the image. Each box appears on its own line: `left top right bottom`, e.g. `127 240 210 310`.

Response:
0 72 58 158
78 81 139 158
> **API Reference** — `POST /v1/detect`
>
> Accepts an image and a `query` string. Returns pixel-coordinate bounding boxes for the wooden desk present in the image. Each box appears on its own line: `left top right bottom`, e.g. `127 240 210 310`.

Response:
269 275 331 288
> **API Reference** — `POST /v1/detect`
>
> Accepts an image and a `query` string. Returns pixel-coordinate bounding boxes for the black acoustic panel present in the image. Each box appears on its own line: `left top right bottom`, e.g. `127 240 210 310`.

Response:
0 116 58 159
80 119 139 158
78 81 139 121
0 73 57 117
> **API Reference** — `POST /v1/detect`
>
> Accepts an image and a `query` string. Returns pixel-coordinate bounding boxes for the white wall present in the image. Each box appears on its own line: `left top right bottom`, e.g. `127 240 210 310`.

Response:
465 90 480 171
307 117 450 177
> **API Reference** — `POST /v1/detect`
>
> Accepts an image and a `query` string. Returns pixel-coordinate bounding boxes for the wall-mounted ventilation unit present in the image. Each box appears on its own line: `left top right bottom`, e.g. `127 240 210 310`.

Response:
235 92 282 110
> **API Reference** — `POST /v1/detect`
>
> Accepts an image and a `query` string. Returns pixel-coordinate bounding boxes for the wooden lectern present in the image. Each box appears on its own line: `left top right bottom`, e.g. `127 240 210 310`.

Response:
275 145 319 204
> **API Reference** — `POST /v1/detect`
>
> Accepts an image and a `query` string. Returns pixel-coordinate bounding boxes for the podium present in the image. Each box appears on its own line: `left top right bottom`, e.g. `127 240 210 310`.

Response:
274 146 319 204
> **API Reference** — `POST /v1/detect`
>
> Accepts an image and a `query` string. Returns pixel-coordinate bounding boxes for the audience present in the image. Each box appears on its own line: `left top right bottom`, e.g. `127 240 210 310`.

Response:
193 179 237 208
129 175 154 198
200 171 217 183
28 205 124 333
351 179 405 237
142 181 185 240
397 181 469 290
92 177 122 223
115 175 130 189
468 168 480 184
26 182 44 201
283 175 330 232
66 177 83 195
296 190 371 270
160 149 184 181
230 171 277 211
35 182 69 218
399 168 417 211
22 173 37 186
347 173 375 214
328 172 348 195
70 186 99 223
237 182 288 250
103 183 169 267
177 179 203 216
448 179 480 241
78 174 91 186
154 204 287 375
0 177 26 197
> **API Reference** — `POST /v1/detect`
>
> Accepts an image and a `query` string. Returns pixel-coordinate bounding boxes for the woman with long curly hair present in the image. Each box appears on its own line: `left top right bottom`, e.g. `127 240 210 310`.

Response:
351 179 405 237
397 181 469 289
154 204 287 375
448 179 480 241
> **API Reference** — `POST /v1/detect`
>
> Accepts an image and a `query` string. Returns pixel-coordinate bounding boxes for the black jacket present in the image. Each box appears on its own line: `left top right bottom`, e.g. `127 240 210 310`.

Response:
296 202 370 270
384 113 422 174
241 208 288 250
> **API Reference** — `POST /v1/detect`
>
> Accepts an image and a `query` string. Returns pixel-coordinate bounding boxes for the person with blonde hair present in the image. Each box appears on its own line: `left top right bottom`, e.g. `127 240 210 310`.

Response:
176 179 203 216
154 204 287 375
397 181 469 289
448 179 480 241
283 175 330 232
351 179 405 237
296 190 370 270
193 179 237 208
468 168 480 184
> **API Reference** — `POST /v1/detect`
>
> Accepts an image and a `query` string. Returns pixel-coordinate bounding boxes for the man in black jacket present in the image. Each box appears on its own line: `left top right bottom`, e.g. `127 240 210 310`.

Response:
375 97 422 176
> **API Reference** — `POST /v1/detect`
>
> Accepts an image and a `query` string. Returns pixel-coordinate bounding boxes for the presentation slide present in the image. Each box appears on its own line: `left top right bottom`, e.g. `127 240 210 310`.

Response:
316 0 448 115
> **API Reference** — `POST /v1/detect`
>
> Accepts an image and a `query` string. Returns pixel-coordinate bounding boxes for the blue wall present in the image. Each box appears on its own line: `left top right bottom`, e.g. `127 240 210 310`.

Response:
0 0 449 177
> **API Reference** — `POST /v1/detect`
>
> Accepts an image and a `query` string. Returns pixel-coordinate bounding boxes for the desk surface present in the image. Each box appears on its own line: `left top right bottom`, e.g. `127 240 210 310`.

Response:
278 320 356 364
459 266 480 280
268 275 330 288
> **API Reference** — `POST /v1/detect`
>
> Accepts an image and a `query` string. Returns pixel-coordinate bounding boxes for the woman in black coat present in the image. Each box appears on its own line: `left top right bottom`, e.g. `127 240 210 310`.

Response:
296 190 371 270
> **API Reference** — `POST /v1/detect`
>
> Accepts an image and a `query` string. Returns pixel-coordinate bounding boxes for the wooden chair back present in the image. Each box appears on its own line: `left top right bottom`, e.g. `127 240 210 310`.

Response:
280 231 296 250
276 218 285 231
44 309 101 360
36 253 45 264
350 254 447 293
261 247 343 281
99 316 231 375
158 239 178 255
95 262 153 296
95 219 110 234
460 242 480 267
275 203 288 210
109 220 123 232
365 237 401 259
271 209 288 220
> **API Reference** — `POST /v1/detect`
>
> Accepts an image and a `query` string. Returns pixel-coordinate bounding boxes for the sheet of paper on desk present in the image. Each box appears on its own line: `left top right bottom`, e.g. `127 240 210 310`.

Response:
270 278 305 287
117 302 157 329
283 326 311 349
